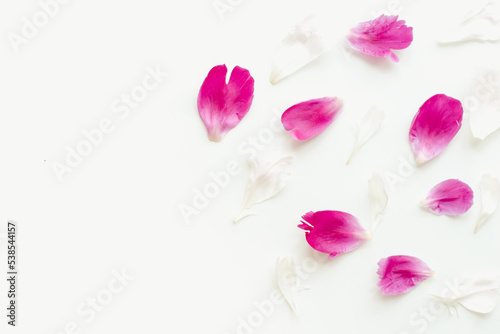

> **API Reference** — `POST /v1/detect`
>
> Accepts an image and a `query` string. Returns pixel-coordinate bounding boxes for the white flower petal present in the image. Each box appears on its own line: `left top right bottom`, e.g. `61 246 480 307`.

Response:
346 107 385 164
474 174 500 232
276 256 301 315
234 155 293 222
432 272 500 314
368 172 388 235
270 15 330 84
468 71 500 140
438 1 500 44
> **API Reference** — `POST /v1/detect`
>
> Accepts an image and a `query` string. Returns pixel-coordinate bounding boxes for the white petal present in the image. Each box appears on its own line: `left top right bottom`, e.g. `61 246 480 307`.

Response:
368 172 388 235
459 290 500 313
469 71 500 140
432 271 500 314
234 156 293 222
438 1 500 44
270 15 330 84
346 107 385 165
474 174 500 232
276 256 301 315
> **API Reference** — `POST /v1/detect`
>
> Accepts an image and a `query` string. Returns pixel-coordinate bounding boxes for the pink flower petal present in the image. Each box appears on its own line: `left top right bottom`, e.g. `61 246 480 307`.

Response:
347 15 413 62
197 65 254 142
409 94 463 164
298 210 370 258
281 97 343 140
422 179 474 216
377 255 433 295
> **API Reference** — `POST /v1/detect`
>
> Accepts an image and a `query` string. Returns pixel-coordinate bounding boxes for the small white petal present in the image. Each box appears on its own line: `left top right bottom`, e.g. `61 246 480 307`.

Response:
438 1 500 44
234 156 293 222
270 15 330 84
276 256 302 315
346 107 385 164
474 174 500 232
432 271 500 314
468 71 500 140
368 172 388 235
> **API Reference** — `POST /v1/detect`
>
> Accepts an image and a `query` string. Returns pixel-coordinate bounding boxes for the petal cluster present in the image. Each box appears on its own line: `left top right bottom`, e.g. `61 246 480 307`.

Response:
422 179 474 216
409 94 463 164
298 210 370 258
377 255 433 295
347 15 413 62
197 65 254 142
281 97 343 140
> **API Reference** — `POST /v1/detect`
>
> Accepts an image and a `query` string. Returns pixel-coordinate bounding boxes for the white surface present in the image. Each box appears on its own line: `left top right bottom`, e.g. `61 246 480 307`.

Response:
1 0 500 333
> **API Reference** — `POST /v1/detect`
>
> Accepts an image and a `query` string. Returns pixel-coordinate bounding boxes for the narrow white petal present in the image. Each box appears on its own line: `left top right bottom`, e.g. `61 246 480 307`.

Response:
469 71 500 140
368 172 388 235
234 156 293 222
346 107 384 165
474 174 500 232
276 256 301 315
270 15 330 84
438 1 500 44
432 272 500 314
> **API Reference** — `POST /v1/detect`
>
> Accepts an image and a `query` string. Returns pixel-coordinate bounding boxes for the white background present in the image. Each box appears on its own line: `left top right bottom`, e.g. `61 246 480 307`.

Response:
1 0 500 333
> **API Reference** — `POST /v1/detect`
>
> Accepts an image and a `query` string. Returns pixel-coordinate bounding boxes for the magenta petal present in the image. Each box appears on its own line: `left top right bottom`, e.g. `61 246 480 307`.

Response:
377 255 433 295
298 210 370 258
281 97 343 140
347 15 413 62
197 64 254 142
422 179 474 216
409 94 463 164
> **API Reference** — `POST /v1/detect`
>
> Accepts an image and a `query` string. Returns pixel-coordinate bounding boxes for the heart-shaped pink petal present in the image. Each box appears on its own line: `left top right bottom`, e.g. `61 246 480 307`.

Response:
197 65 254 142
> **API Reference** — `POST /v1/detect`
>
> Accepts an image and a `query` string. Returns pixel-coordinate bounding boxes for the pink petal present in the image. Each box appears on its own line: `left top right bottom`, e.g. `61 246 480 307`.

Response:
281 97 343 140
298 210 370 258
422 179 474 216
197 65 254 142
347 15 413 62
409 94 463 164
377 255 433 295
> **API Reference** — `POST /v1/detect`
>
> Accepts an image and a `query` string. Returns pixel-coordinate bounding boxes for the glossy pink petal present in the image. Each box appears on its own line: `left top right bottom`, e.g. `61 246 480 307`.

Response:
409 94 463 164
377 255 433 295
422 179 474 216
298 210 370 258
281 97 343 140
197 65 254 142
347 15 413 62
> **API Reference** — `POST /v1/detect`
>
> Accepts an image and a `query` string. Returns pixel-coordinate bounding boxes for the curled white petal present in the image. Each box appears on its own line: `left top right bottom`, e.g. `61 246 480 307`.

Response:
368 172 388 235
270 15 330 84
234 156 293 222
432 271 500 314
474 174 500 232
438 1 500 44
468 71 500 140
276 256 302 315
346 107 385 164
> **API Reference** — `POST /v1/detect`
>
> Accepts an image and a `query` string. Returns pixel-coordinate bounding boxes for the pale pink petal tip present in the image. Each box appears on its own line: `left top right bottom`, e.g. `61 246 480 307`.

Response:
347 15 413 62
409 94 463 164
197 64 254 142
422 179 474 216
298 210 370 258
377 255 433 295
281 97 343 141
